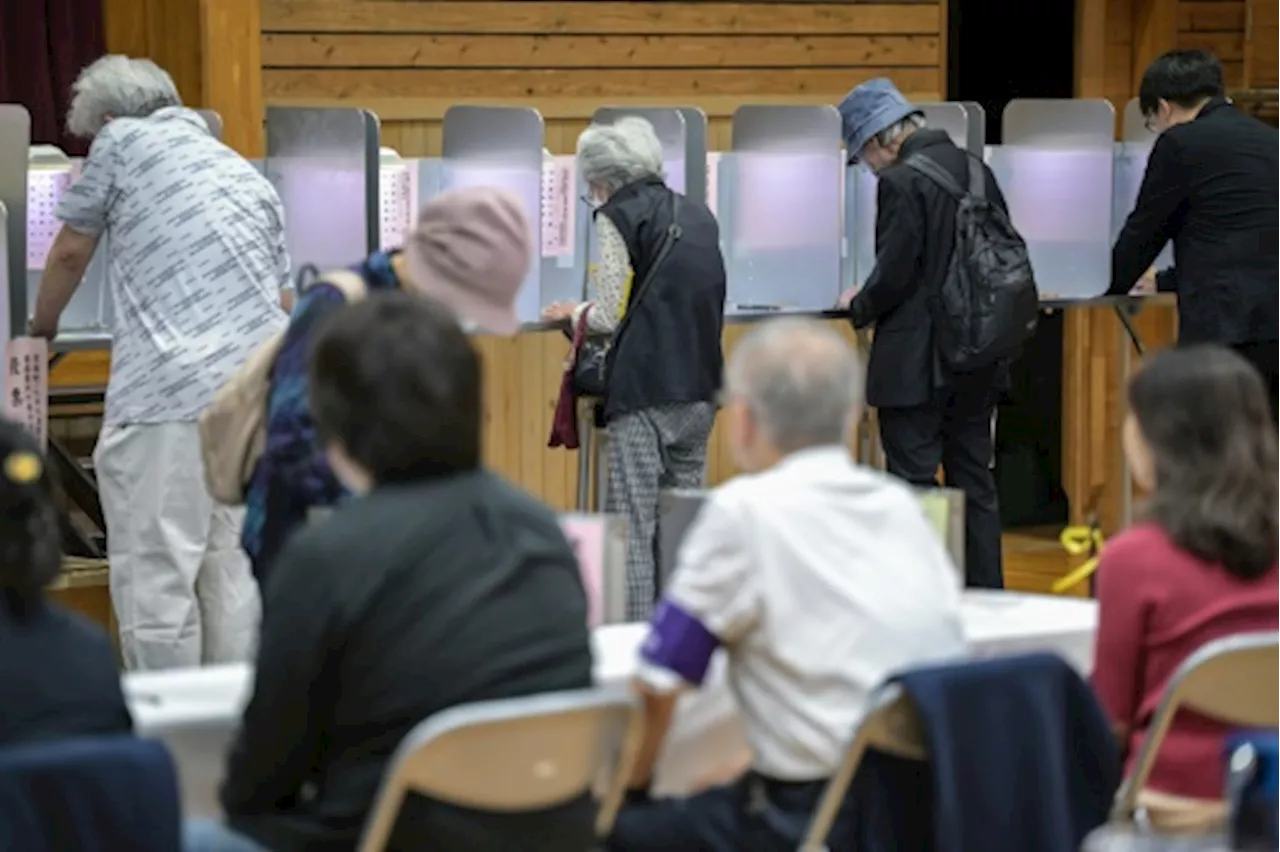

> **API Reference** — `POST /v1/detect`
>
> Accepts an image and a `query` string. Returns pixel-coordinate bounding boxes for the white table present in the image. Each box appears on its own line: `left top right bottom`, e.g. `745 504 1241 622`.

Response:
124 590 1097 815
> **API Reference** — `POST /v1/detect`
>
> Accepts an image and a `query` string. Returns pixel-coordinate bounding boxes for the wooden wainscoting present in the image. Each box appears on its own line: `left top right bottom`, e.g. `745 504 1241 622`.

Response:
472 321 864 513
1178 0 1246 86
261 0 946 156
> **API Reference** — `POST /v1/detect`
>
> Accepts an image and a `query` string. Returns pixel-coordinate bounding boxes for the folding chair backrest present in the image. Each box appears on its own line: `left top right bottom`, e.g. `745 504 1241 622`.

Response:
801 684 929 851
358 686 641 852
1112 632 1280 822
0 735 181 852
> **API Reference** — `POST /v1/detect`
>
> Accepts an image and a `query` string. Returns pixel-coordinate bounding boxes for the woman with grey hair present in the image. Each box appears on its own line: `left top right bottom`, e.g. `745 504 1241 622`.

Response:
543 116 726 621
32 55 291 671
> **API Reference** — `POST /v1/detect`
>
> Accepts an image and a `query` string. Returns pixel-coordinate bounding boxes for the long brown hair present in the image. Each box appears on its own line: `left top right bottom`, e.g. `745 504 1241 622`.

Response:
1128 345 1278 580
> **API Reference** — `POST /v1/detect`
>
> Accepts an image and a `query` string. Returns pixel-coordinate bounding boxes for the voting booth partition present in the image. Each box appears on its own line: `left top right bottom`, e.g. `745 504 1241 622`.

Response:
2 96 1177 591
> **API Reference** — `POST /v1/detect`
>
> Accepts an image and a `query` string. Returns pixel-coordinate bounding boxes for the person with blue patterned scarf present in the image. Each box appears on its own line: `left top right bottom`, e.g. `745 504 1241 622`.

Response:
241 188 531 582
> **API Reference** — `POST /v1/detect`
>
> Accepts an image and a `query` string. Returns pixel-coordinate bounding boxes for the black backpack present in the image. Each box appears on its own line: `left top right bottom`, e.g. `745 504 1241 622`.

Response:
903 153 1039 371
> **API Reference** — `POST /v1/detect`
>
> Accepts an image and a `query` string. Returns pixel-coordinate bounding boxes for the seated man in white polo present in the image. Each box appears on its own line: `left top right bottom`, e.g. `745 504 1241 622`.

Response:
607 317 968 851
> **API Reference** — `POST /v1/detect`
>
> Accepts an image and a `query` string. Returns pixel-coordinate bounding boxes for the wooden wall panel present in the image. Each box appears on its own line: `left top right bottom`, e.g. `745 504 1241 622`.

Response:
262 0 946 156
1177 0 1246 86
100 0 264 154
102 0 205 105
1243 0 1279 89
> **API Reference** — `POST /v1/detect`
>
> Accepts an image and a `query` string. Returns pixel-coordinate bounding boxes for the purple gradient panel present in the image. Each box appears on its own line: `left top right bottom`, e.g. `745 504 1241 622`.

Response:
986 146 1111 298
987 148 1111 243
664 158 687 195
732 152 842 250
272 162 368 270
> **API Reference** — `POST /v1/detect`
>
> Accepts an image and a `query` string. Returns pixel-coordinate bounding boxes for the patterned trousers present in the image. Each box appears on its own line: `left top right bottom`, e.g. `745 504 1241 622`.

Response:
607 402 717 622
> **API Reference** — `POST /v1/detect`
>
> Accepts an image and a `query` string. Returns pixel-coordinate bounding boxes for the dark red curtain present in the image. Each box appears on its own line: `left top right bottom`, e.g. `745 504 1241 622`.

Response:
0 0 104 155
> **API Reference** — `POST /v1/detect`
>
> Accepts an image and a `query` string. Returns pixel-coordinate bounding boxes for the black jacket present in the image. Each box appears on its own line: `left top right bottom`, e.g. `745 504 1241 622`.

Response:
849 130 1010 409
598 177 726 421
0 601 133 747
1109 98 1279 345
223 471 596 852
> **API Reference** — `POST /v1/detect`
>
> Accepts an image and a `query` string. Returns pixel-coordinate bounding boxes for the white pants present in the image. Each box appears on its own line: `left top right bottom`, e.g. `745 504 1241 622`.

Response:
95 422 260 671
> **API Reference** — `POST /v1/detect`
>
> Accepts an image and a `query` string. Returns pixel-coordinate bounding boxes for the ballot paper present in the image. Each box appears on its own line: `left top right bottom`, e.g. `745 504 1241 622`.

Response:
26 169 73 269
541 156 577 258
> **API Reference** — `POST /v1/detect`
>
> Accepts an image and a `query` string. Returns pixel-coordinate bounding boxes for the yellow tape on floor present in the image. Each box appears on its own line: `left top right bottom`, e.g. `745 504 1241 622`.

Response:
1053 524 1105 594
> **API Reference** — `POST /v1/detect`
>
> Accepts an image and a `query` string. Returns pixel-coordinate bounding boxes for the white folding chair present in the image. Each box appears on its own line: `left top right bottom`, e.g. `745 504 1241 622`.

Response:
1111 631 1280 824
800 683 929 852
357 685 643 852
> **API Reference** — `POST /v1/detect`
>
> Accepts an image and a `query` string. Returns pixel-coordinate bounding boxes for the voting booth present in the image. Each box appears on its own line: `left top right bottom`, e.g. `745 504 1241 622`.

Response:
19 109 230 352
266 106 380 274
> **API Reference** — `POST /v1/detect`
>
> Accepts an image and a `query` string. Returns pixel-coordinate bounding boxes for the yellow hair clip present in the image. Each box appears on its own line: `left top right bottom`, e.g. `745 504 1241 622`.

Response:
4 451 42 485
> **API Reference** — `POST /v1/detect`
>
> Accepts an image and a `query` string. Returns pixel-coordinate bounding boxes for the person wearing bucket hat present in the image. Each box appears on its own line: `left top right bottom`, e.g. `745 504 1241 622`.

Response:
835 77 1012 590
239 187 532 582
838 77 925 168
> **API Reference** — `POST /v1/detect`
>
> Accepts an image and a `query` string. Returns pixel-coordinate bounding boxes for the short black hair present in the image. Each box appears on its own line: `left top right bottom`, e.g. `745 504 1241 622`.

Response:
310 292 482 485
1128 345 1278 580
0 419 62 617
1138 50 1225 115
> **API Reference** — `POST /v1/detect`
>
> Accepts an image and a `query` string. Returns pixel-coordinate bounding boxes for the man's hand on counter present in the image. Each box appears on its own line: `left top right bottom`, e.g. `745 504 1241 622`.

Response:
1130 267 1158 295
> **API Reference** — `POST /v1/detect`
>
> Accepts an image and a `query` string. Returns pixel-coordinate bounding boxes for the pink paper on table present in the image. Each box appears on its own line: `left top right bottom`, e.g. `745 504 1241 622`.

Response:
560 515 605 628
3 337 48 450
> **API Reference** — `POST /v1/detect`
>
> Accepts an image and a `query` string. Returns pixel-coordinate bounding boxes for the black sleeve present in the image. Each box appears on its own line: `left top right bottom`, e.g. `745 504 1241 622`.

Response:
1109 134 1187 296
849 176 925 328
220 532 339 814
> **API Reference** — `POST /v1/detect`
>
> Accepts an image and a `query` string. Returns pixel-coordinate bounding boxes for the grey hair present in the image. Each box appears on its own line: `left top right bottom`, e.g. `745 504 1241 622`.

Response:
726 318 865 453
873 112 926 148
67 55 182 139
576 117 665 193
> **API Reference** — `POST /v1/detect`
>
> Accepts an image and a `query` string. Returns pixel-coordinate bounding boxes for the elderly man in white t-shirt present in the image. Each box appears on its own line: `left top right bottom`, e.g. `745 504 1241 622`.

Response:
32 56 290 671
607 317 968 851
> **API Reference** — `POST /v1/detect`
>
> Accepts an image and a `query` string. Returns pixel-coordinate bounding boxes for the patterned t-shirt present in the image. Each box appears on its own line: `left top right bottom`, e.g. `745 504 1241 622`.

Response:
56 107 289 425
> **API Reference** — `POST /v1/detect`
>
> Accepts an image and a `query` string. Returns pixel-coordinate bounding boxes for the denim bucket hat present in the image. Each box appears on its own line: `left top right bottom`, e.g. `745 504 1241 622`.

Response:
838 78 922 162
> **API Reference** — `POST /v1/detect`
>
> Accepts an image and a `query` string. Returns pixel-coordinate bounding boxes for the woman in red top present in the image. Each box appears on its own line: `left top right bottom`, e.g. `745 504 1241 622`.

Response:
1092 345 1278 816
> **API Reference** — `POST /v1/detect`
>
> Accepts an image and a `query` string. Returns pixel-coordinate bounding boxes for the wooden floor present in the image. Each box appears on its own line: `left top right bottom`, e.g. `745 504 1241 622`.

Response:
1004 526 1093 598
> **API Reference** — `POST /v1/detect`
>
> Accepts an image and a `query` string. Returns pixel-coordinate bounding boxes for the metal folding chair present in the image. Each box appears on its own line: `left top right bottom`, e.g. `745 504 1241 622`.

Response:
1111 631 1280 824
800 683 929 852
357 685 643 852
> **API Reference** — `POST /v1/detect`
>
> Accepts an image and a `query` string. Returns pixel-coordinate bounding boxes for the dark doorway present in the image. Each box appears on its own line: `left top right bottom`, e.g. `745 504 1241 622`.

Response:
948 0 1077 527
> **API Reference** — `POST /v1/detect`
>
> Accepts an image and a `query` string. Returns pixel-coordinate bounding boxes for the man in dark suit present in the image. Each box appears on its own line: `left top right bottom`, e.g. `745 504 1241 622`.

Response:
837 79 1009 589
1110 50 1279 421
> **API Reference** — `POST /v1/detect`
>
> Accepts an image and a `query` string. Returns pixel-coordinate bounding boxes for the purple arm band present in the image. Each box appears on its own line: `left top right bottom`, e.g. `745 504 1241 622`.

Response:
640 600 721 686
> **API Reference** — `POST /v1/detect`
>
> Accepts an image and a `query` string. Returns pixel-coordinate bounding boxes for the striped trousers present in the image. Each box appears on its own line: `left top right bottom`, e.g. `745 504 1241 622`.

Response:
606 401 717 622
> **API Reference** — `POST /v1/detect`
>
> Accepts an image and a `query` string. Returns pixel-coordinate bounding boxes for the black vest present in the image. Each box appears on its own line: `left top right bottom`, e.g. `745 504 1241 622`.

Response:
597 177 726 420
